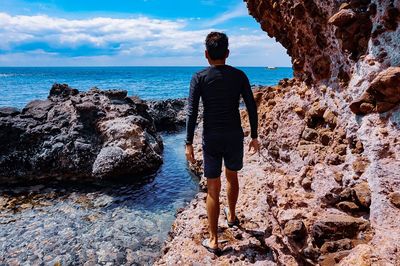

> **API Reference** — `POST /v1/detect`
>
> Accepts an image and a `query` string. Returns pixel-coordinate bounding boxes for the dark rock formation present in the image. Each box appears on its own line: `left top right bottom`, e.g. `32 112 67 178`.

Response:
0 84 163 184
146 98 187 131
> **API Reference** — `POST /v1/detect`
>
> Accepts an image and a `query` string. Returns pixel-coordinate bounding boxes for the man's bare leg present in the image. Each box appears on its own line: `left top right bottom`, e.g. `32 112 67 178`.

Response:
225 168 239 223
206 177 221 249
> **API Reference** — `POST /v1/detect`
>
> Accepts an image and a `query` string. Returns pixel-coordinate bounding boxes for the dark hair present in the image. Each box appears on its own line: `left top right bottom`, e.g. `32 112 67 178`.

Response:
205 32 229 60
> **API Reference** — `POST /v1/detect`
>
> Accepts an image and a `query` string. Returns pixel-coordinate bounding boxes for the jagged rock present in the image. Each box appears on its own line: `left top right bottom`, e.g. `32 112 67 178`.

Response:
337 201 359 213
353 182 371 208
320 239 353 254
311 214 369 247
350 67 400 114
0 84 163 183
145 98 187 131
0 107 20 117
283 220 307 242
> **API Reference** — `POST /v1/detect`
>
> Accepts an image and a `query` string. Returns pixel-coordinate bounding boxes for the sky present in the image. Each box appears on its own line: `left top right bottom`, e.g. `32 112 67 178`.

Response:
0 0 292 67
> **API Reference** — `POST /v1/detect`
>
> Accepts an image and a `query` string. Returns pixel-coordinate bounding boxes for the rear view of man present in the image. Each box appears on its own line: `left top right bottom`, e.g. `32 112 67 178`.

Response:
185 32 259 253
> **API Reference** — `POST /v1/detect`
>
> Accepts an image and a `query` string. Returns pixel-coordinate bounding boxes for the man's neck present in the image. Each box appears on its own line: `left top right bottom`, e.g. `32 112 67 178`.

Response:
209 59 226 66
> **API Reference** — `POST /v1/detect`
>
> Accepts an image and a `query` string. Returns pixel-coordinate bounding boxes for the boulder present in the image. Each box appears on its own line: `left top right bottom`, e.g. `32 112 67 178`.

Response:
0 84 163 184
311 214 369 247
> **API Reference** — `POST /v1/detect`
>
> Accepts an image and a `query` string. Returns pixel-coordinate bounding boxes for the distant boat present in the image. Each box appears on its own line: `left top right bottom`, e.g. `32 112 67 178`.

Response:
266 67 277 70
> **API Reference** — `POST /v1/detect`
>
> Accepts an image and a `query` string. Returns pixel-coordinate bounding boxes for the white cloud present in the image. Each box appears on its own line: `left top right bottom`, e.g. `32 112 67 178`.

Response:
0 12 291 66
203 3 248 27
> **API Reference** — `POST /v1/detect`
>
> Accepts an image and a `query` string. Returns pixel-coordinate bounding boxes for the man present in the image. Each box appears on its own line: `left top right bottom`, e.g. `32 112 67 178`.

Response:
185 32 259 253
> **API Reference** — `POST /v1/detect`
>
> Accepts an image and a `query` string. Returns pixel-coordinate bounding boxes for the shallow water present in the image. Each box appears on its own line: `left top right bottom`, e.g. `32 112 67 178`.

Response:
0 131 199 265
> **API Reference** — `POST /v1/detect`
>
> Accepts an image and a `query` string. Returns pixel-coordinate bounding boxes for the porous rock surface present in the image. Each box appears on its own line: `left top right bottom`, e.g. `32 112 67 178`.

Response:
0 84 163 184
157 0 400 265
146 98 187 131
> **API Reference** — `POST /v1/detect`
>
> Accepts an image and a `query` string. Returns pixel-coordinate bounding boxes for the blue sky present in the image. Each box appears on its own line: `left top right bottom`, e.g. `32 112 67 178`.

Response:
0 0 291 66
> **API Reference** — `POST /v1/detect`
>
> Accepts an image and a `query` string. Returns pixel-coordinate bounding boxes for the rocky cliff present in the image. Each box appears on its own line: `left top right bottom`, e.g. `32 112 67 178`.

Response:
0 84 163 184
157 1 400 265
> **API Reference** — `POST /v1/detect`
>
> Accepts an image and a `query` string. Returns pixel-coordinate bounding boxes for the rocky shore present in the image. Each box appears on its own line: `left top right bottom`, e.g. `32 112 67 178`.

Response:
0 84 171 184
157 0 400 265
0 94 197 265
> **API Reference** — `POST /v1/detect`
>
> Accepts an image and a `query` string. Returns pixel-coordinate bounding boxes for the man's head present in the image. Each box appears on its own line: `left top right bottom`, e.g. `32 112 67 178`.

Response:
205 32 229 63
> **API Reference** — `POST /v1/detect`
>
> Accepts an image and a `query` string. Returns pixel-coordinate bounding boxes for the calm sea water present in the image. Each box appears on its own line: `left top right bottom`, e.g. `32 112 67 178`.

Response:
0 66 293 108
0 66 292 264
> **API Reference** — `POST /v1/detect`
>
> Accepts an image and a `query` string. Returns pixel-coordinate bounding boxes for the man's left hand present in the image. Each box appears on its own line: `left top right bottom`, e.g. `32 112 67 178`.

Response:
248 138 260 155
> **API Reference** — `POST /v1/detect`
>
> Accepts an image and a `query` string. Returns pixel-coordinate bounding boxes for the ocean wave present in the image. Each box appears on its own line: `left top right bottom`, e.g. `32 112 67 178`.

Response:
0 74 15 77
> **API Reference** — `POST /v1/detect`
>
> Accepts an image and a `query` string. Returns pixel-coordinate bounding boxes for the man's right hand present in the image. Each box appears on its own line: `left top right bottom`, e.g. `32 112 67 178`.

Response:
248 138 260 155
185 144 195 163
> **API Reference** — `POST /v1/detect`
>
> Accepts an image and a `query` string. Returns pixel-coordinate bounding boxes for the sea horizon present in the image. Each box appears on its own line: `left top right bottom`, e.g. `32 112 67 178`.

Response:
0 66 293 108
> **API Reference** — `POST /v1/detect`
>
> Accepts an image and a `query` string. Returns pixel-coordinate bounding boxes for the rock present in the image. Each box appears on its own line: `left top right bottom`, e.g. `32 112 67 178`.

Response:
350 67 400 114
49 83 79 97
328 9 357 27
370 67 400 103
353 182 371 208
302 128 319 141
308 102 326 118
323 110 337 128
0 84 163 183
337 201 359 213
0 107 20 117
301 177 313 190
320 238 353 254
311 214 369 247
337 244 372 266
352 157 369 175
146 98 188 131
294 107 305 116
319 131 332 146
283 220 307 242
389 192 400 208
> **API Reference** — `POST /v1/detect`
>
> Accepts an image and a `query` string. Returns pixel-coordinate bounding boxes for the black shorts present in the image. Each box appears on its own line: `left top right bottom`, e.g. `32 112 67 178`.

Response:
202 130 244 178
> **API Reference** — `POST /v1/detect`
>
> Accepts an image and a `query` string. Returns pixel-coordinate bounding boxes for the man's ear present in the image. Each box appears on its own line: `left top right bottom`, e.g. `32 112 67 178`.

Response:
205 50 209 59
225 49 230 59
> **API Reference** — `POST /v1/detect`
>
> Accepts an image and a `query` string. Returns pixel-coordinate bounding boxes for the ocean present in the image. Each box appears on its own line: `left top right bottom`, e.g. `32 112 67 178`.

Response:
0 66 293 108
0 66 292 264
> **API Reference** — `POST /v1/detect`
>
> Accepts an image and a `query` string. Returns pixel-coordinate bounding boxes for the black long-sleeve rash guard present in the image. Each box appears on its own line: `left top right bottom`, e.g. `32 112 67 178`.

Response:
185 65 258 144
